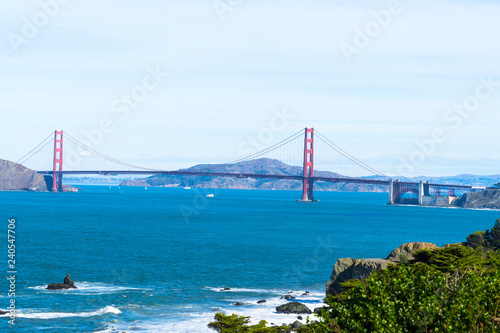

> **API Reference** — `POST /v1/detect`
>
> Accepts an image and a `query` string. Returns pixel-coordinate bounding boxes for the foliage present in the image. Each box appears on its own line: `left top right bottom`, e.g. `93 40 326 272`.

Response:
208 313 289 333
466 219 500 251
302 219 500 332
304 262 500 332
467 230 486 249
209 220 500 333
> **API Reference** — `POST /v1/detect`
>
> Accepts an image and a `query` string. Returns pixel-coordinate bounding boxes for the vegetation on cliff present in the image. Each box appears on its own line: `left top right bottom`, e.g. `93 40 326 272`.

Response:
209 220 500 332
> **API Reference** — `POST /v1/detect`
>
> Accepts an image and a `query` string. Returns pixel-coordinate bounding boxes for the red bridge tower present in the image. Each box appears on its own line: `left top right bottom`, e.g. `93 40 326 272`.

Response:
52 130 63 192
299 128 315 201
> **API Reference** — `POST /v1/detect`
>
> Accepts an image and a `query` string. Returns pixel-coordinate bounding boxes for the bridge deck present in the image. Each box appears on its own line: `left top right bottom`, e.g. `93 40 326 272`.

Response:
37 170 482 190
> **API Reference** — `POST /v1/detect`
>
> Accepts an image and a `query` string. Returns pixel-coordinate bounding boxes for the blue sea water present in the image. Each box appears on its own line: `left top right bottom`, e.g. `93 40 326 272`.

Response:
1 186 499 332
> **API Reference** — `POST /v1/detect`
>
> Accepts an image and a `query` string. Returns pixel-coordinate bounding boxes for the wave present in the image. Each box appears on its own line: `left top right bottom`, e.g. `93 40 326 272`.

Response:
28 281 143 294
204 286 287 294
0 306 121 320
205 286 324 298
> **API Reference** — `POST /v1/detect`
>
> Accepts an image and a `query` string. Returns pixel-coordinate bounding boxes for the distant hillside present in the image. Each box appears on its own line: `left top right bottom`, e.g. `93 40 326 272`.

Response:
0 159 48 191
121 158 388 192
454 189 500 209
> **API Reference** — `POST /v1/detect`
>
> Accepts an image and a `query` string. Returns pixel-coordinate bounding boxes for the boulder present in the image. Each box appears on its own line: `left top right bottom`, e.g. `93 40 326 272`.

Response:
276 302 312 314
0 310 8 315
290 320 304 329
280 294 295 300
47 274 77 290
233 302 244 306
326 258 391 295
257 299 266 304
220 287 230 291
386 242 438 262
0 159 48 191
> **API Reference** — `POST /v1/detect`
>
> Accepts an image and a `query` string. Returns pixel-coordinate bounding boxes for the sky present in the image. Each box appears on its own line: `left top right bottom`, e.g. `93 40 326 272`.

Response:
1 0 500 177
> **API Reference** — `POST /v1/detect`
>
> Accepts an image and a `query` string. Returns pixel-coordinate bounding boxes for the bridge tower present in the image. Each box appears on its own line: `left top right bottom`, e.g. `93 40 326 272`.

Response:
52 130 63 192
299 128 315 201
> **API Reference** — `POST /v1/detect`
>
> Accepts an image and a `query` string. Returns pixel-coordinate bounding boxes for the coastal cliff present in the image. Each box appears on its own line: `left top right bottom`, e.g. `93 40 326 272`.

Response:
0 159 48 191
325 242 438 296
454 189 500 209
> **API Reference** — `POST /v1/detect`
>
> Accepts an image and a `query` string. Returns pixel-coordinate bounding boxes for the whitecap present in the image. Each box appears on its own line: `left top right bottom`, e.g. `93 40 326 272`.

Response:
28 281 143 294
204 286 287 294
0 306 121 320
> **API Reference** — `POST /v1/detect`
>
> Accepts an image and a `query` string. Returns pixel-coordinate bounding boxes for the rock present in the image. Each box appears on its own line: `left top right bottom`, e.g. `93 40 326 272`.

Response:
47 274 77 290
297 316 303 320
302 291 310 296
454 189 500 209
0 310 8 315
0 159 48 191
290 320 304 329
220 287 230 291
280 294 296 300
276 302 312 314
47 283 77 290
257 299 266 304
326 258 391 295
233 302 244 306
386 242 439 262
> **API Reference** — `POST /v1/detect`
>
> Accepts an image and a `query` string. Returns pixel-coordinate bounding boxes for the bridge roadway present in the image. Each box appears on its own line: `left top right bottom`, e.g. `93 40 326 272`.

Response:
37 170 481 191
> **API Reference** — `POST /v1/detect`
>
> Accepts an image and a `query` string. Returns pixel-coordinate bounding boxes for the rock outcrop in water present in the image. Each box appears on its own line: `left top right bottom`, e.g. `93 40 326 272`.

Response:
453 189 500 209
276 302 312 314
0 159 48 191
326 242 439 295
47 274 77 290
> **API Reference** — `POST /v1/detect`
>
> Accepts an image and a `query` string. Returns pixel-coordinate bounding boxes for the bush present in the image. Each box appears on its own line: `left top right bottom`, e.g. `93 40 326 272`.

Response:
208 313 289 333
306 263 500 332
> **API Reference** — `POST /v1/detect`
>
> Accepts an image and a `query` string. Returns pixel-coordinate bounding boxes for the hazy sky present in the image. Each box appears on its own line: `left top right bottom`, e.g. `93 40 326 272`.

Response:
1 0 499 177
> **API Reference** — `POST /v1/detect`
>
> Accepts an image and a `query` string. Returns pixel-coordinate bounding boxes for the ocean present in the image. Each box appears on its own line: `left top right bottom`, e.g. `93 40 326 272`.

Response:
1 186 498 332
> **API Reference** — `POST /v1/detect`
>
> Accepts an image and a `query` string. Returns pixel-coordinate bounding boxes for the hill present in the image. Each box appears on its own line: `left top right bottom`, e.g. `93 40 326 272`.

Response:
0 159 48 191
120 158 388 192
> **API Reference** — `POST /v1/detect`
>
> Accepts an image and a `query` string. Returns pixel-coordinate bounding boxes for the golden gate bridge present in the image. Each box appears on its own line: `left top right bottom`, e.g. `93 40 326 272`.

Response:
16 128 487 204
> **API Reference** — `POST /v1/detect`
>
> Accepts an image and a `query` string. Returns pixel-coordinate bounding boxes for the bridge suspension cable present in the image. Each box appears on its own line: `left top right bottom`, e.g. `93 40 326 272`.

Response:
16 132 54 165
64 133 160 172
225 129 304 165
315 130 388 179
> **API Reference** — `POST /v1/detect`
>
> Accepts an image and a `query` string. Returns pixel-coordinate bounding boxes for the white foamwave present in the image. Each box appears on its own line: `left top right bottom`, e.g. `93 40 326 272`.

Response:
1 306 121 319
204 286 287 294
29 281 142 294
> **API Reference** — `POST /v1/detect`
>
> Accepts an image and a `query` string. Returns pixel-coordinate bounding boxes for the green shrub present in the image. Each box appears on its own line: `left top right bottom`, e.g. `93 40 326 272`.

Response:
208 313 289 333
